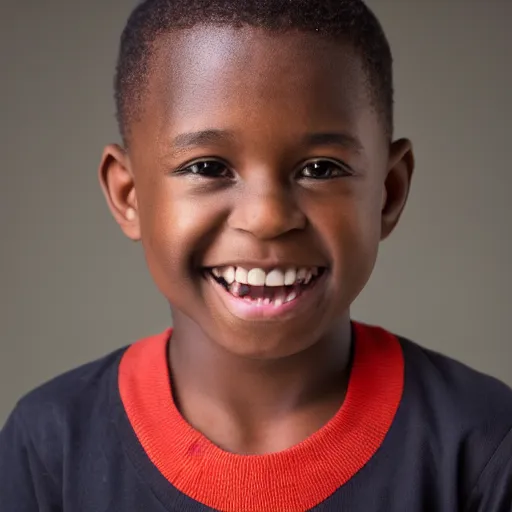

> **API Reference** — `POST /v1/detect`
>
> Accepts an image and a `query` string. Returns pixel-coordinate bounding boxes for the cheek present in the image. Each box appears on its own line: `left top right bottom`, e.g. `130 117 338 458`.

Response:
138 184 225 296
316 188 382 294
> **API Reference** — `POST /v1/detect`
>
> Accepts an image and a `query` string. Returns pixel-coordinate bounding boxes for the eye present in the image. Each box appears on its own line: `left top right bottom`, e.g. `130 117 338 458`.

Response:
175 159 232 178
298 159 351 180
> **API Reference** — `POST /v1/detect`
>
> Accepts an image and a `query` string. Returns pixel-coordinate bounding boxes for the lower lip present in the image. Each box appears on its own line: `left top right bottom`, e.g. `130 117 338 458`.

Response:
205 272 327 321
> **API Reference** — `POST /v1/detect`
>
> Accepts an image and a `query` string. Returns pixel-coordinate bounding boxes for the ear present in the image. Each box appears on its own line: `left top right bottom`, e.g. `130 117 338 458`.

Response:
380 138 414 240
98 144 141 241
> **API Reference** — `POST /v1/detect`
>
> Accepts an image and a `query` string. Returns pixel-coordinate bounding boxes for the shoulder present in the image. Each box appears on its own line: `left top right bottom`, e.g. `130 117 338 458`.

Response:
10 328 172 447
16 346 127 422
398 335 512 427
397 334 512 504
10 346 127 469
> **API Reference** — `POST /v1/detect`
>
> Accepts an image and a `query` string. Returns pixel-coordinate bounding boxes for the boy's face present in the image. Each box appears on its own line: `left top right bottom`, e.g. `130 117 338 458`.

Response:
100 26 413 359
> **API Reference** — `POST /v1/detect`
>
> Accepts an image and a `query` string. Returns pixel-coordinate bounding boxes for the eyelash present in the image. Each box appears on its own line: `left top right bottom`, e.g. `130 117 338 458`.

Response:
173 158 353 180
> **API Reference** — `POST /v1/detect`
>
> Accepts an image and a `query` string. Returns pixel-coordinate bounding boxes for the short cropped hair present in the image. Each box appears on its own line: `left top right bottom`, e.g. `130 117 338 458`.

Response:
115 0 394 144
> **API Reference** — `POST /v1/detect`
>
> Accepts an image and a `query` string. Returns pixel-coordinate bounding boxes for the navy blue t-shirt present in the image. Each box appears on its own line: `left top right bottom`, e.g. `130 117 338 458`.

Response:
1 323 512 511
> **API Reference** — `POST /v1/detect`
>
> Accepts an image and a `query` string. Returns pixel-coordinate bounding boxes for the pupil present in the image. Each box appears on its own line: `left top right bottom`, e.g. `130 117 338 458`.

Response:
314 163 329 177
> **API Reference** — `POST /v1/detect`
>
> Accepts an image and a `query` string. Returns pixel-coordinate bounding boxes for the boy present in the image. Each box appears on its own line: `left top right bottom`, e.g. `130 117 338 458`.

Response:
1 0 511 510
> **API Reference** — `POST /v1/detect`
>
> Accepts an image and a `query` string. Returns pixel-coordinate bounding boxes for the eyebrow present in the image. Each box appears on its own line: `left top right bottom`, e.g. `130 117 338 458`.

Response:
168 129 363 155
302 132 363 153
170 129 236 155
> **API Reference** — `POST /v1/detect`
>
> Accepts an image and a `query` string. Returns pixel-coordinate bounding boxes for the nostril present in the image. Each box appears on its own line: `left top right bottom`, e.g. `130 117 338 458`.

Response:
227 193 306 239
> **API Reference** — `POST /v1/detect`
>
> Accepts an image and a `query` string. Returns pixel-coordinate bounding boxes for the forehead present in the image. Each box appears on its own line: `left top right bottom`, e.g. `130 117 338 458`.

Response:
134 25 383 154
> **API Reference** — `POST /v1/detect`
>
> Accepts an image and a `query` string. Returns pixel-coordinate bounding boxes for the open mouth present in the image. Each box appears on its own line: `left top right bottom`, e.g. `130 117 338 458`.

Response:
203 265 327 307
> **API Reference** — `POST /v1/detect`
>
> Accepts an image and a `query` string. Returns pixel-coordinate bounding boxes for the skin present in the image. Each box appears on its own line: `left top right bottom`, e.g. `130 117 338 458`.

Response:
99 25 414 455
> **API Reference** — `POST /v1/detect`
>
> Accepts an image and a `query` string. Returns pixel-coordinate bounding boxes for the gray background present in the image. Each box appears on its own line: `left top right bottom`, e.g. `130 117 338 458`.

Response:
1 0 511 426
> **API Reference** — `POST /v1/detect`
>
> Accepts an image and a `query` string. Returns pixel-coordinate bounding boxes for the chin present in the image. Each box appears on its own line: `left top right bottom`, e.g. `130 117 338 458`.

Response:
211 322 327 360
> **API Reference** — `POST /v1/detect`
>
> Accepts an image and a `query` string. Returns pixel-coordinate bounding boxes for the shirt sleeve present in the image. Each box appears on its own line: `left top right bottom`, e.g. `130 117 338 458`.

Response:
0 407 61 511
465 426 512 512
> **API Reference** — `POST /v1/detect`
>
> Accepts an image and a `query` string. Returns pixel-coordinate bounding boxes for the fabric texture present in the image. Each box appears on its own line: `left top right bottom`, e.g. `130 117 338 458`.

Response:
1 323 511 511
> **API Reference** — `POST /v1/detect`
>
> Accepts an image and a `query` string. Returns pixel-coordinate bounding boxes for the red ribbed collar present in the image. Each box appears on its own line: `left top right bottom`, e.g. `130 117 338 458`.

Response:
119 322 404 511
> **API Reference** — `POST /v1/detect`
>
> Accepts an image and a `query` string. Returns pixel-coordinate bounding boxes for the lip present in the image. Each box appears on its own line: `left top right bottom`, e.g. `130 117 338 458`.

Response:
204 270 328 322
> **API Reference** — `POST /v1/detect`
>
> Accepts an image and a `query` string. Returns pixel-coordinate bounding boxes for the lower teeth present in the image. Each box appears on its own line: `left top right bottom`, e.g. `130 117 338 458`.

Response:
286 291 297 303
241 294 293 306
237 289 297 306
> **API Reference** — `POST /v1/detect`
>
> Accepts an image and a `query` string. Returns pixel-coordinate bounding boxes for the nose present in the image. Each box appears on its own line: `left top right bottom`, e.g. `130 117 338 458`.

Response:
228 183 306 240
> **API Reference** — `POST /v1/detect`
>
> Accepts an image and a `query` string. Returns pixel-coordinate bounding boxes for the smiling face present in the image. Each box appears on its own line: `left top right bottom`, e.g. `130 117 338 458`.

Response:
100 25 413 359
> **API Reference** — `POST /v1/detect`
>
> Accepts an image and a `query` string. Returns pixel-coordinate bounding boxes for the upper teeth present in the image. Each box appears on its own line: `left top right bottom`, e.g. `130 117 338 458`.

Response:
212 266 319 287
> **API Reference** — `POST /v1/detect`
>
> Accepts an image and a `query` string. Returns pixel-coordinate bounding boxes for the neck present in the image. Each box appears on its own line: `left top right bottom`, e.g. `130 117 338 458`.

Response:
168 314 353 454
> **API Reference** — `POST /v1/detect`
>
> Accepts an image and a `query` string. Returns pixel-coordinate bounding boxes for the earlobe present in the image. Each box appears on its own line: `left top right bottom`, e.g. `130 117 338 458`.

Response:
98 144 141 241
380 138 414 241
